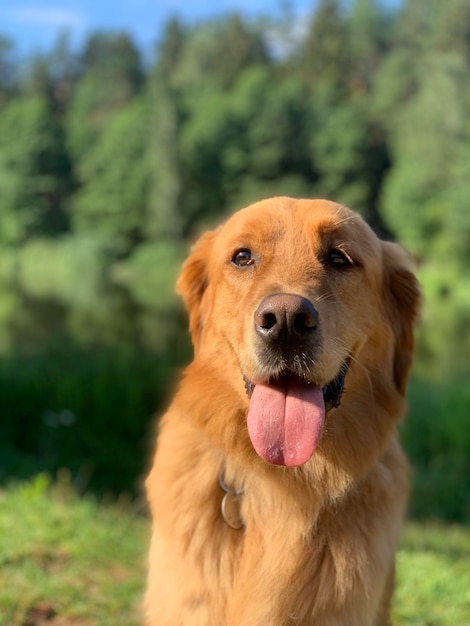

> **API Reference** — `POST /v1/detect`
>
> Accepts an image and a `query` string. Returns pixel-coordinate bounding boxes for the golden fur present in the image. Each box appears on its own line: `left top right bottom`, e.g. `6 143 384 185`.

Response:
145 197 420 625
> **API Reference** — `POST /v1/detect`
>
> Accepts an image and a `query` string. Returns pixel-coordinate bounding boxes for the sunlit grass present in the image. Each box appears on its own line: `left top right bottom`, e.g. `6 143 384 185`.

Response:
0 474 148 625
393 523 470 625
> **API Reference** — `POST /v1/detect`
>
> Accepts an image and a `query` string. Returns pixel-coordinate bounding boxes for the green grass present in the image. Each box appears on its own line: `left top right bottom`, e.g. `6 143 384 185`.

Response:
0 474 148 625
393 524 470 625
1 476 469 626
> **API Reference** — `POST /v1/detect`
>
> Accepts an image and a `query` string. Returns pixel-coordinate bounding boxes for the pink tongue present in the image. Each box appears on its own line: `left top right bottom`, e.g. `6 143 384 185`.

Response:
247 378 325 467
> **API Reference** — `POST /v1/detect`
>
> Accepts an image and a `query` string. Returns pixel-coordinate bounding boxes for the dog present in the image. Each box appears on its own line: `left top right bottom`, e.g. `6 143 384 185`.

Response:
145 197 420 625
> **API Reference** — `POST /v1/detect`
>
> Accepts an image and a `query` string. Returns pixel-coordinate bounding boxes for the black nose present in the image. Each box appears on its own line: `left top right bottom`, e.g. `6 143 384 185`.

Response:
254 293 319 344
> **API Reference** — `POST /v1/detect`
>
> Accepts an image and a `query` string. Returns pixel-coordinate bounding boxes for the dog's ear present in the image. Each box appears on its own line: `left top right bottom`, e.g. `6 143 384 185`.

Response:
176 230 217 348
382 242 421 394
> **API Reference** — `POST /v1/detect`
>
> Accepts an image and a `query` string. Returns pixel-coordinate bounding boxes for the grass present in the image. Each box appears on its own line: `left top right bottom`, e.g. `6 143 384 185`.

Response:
0 473 148 625
393 524 470 625
1 475 469 626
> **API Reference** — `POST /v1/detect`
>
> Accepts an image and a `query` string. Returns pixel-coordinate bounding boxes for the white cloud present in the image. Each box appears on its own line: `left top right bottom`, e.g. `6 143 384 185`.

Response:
11 6 86 29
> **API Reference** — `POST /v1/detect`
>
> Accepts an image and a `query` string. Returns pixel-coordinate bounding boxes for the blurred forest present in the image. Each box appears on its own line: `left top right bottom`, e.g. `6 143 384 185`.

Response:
0 0 469 520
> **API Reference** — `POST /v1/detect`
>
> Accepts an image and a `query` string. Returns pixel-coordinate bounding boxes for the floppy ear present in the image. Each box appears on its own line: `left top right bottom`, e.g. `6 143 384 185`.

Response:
382 242 421 395
176 230 217 348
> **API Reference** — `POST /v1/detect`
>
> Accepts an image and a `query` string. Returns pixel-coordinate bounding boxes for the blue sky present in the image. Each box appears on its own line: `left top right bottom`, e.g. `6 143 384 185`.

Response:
0 0 401 57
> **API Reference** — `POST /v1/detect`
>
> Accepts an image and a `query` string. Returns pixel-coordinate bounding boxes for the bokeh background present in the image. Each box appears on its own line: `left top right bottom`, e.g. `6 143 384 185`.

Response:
0 0 469 525
2 2 470 624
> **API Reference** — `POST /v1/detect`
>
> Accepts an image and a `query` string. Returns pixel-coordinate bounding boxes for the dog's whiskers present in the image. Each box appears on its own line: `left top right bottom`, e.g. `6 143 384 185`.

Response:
331 209 357 228
314 292 341 306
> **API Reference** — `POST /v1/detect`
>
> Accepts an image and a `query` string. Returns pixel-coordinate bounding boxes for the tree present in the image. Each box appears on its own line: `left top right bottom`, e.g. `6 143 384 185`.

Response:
66 32 143 163
0 36 16 103
0 95 72 244
168 15 270 94
302 1 390 228
47 32 80 115
209 14 270 89
71 97 149 251
309 87 383 219
145 20 187 241
300 0 350 91
381 36 470 261
434 0 470 63
146 79 183 240
224 67 315 206
155 17 187 79
348 0 390 92
146 16 273 237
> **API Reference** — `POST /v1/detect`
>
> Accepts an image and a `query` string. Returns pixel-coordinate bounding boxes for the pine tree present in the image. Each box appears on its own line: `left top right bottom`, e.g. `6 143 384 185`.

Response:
301 0 350 91
66 32 143 163
0 95 72 243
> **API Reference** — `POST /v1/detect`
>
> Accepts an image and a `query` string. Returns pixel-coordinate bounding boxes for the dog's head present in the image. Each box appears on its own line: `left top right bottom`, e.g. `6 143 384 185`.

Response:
177 198 420 467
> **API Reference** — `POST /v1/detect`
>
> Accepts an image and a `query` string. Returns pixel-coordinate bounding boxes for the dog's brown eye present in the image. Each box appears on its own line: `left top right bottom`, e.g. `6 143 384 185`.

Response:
327 249 353 268
232 249 254 267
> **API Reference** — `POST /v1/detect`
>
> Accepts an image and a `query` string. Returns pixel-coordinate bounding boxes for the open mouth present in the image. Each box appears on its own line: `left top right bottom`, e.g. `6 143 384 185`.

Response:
244 361 349 412
243 361 349 468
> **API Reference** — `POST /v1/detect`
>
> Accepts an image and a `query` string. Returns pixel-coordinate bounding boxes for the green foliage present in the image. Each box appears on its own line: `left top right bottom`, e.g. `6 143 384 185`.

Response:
416 267 470 382
0 339 179 495
0 96 71 244
301 0 350 89
66 32 142 163
382 53 470 257
146 79 184 239
165 15 269 94
71 97 150 249
111 241 185 312
233 71 312 187
0 36 15 91
3 236 108 307
403 380 470 522
0 2 468 523
310 88 370 208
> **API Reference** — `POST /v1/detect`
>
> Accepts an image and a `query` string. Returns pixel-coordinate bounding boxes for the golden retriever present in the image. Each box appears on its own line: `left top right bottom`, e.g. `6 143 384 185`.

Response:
145 197 420 626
